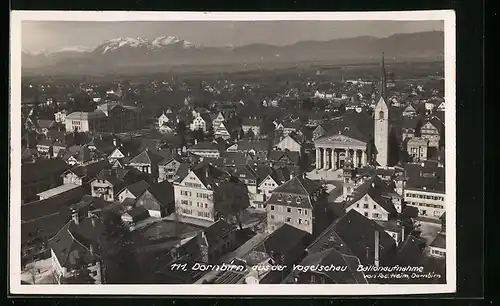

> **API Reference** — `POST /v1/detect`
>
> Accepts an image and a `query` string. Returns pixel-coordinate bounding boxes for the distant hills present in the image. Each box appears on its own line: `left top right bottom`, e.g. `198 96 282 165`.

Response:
21 31 444 75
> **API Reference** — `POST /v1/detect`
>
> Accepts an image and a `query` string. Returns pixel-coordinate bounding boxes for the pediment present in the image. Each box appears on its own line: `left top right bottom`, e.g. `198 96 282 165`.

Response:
315 134 366 146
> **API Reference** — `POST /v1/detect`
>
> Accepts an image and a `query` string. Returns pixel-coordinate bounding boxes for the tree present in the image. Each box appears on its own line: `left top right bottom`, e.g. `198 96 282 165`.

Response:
414 118 423 137
246 129 255 140
239 128 245 140
100 210 141 284
213 177 250 230
193 129 205 142
175 120 187 136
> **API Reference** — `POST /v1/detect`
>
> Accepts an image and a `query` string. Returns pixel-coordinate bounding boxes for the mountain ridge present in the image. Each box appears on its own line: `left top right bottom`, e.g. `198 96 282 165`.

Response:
21 31 444 73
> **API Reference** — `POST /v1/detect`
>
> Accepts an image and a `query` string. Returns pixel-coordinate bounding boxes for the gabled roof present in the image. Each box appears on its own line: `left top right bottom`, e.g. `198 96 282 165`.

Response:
119 180 151 198
396 235 427 266
129 149 164 165
37 119 56 129
190 163 230 189
262 223 309 257
272 175 321 196
268 150 300 165
429 232 446 249
230 165 260 182
63 160 110 179
144 180 175 206
49 216 106 269
203 220 236 246
346 175 397 215
297 248 367 283
308 210 396 265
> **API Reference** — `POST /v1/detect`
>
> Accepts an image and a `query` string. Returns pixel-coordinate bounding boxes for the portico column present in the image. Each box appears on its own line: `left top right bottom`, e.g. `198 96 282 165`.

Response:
356 150 361 168
316 148 321 169
333 148 338 170
362 150 367 166
323 148 328 169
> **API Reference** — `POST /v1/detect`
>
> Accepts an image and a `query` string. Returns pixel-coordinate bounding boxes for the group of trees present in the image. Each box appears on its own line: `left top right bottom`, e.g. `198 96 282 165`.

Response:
213 177 251 230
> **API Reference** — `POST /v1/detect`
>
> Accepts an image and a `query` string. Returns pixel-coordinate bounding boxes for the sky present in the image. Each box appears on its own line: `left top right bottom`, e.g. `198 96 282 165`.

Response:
22 20 443 53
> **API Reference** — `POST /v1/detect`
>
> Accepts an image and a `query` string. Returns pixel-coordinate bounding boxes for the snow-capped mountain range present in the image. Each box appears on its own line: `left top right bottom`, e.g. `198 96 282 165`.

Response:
21 31 445 73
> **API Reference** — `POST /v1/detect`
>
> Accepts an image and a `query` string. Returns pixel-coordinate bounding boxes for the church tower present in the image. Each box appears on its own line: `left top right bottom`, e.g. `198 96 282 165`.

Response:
374 53 389 168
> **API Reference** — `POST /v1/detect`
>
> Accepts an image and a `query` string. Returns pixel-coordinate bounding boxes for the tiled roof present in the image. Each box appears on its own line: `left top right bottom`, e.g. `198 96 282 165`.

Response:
49 216 106 269
21 158 70 185
188 141 220 151
192 163 230 189
262 223 309 257
272 175 321 196
220 152 249 166
307 210 396 266
429 232 446 249
146 180 175 206
37 138 55 147
396 235 427 265
403 162 445 192
297 248 367 283
63 160 111 179
37 120 56 129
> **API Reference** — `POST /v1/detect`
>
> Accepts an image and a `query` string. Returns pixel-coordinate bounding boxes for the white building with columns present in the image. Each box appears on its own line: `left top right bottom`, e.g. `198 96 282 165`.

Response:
313 129 369 172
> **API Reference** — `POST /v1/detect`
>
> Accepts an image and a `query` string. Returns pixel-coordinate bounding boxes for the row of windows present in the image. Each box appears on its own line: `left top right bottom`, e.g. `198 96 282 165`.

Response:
196 193 210 199
431 249 446 256
181 200 192 206
197 211 211 218
270 205 309 215
180 190 192 196
408 202 444 209
270 214 310 225
356 203 378 210
182 208 193 215
196 202 209 209
185 182 202 188
406 193 444 201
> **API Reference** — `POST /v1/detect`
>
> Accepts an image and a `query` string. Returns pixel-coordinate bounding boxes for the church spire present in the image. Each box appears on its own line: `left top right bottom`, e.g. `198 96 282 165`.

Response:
380 52 387 102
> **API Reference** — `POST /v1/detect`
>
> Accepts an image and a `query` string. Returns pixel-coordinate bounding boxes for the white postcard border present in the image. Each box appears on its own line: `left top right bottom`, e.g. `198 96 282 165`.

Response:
10 10 456 296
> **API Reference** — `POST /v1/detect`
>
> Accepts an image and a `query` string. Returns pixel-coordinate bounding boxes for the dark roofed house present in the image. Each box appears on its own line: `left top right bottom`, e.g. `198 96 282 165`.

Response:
21 158 70 203
428 232 446 258
121 206 150 224
135 180 175 217
306 210 398 275
283 247 367 284
61 160 111 187
187 140 222 158
396 235 427 266
36 138 55 157
267 150 301 166
36 119 57 135
344 175 398 222
128 149 165 181
205 223 309 284
49 213 106 284
116 180 151 203
202 220 237 261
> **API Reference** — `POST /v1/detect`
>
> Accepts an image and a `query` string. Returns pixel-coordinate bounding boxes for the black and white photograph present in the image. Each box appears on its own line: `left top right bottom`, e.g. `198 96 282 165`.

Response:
10 11 456 295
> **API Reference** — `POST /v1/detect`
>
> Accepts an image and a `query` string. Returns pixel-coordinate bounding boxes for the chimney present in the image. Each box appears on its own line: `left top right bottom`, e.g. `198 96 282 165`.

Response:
374 231 380 267
113 138 117 147
195 139 198 145
72 209 80 225
401 222 405 243
289 172 294 181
